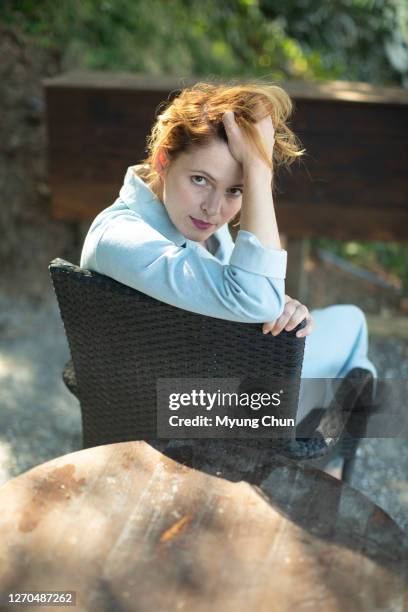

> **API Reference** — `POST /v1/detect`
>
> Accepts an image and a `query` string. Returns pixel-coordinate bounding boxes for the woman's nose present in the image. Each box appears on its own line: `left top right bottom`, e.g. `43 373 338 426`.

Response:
201 192 223 217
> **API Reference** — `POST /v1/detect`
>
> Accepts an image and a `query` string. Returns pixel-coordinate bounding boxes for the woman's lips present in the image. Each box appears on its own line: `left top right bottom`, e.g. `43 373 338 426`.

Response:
190 216 214 230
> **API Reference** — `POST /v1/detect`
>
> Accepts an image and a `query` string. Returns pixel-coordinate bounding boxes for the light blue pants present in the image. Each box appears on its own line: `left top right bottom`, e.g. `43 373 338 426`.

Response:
297 305 377 424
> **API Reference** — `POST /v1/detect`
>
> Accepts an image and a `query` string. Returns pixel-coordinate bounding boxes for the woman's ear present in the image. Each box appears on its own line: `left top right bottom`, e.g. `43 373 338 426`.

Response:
156 148 168 178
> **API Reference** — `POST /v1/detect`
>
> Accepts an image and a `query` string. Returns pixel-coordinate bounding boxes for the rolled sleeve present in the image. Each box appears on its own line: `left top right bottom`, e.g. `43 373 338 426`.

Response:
229 230 287 278
81 214 287 324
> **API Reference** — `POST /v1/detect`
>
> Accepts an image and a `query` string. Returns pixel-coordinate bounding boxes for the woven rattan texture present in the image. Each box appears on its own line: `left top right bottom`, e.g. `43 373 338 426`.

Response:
49 258 306 449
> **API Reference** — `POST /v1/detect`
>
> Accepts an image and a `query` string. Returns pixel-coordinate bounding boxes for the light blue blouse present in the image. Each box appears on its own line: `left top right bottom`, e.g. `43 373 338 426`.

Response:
80 166 288 323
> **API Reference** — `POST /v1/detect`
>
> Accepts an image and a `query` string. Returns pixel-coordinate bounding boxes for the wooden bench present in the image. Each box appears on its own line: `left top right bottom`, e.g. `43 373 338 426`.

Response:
42 72 408 298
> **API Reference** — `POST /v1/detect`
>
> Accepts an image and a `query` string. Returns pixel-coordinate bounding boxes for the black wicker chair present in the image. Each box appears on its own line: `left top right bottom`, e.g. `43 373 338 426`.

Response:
49 258 376 481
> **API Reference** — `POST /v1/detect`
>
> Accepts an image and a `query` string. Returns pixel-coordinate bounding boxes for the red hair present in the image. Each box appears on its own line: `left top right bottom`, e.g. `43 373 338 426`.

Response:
134 79 305 226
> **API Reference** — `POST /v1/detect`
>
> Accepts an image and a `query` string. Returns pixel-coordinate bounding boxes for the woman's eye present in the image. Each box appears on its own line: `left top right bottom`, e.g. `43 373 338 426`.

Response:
191 176 242 197
191 175 207 185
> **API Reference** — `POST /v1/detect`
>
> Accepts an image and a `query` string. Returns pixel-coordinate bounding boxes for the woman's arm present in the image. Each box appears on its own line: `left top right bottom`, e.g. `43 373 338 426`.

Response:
81 211 287 324
240 163 280 249
221 111 313 336
222 111 280 249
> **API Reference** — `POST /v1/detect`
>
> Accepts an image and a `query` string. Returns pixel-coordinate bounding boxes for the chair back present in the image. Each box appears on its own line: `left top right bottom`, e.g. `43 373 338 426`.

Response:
49 258 306 449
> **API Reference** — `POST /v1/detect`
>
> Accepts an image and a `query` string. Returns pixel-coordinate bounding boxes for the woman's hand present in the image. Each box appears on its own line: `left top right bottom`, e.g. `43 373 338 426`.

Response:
262 295 314 338
222 110 275 169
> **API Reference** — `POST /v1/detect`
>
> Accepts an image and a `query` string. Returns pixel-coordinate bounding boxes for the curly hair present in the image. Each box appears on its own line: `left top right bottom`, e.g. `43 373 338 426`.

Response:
133 79 306 227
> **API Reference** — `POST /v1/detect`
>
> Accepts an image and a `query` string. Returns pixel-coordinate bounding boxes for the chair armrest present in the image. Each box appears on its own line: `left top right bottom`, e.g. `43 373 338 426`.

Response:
63 359 78 397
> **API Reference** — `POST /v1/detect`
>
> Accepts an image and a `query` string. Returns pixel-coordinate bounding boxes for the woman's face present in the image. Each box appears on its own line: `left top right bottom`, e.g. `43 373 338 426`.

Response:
158 138 243 245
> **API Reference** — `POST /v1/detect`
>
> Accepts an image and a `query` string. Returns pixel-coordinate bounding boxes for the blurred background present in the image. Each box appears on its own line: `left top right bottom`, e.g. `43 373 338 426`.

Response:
1 0 408 301
0 0 407 530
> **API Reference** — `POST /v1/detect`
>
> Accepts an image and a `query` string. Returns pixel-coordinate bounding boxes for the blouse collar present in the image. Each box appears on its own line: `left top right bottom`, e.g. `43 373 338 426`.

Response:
119 166 188 247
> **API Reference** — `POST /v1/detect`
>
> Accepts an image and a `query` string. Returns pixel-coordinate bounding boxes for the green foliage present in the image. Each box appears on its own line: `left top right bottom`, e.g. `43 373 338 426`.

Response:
2 0 406 84
259 0 408 86
0 0 348 79
313 237 406 287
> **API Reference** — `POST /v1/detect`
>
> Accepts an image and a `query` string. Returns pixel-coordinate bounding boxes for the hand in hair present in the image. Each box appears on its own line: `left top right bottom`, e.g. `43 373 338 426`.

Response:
222 110 275 170
262 294 314 338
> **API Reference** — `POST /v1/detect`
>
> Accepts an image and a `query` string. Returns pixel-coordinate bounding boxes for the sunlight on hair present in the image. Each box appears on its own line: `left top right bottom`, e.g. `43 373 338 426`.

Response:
133 79 306 221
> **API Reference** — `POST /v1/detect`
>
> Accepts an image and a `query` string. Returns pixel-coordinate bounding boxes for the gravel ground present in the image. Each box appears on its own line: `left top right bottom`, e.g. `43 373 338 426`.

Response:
0 283 407 535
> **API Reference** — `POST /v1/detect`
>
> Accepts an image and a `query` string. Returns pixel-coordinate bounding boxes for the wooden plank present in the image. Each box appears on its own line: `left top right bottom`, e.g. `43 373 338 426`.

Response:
276 205 408 241
286 237 310 302
43 70 408 105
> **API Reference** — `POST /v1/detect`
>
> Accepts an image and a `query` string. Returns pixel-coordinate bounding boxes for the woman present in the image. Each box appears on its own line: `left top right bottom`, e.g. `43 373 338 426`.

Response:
80 80 377 426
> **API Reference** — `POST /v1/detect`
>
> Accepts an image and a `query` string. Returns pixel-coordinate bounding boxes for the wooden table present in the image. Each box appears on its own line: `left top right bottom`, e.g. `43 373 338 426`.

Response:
0 440 406 612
